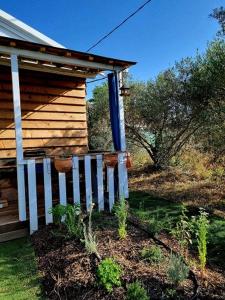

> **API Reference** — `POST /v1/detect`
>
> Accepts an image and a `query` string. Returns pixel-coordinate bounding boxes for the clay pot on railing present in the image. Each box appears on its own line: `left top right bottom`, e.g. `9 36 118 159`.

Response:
104 153 118 168
125 152 132 169
54 156 72 173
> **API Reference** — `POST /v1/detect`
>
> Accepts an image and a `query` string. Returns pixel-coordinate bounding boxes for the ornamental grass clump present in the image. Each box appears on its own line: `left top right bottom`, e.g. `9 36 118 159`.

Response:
126 281 149 300
97 258 123 292
114 198 128 239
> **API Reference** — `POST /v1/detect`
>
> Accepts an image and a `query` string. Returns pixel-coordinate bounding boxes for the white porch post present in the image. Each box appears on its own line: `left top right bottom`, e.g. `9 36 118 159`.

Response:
117 71 129 199
11 54 26 221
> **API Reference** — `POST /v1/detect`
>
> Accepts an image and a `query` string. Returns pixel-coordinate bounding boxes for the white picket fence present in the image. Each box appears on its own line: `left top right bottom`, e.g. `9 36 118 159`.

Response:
25 152 128 233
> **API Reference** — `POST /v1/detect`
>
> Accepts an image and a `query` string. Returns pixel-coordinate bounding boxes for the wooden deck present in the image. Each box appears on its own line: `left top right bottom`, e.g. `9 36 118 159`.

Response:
0 215 28 242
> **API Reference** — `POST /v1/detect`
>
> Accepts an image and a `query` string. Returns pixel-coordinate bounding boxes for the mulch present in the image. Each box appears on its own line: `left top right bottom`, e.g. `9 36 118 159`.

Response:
32 215 225 300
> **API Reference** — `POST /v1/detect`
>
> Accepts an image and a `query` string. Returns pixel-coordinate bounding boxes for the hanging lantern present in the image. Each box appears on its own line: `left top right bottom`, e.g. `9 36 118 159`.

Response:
120 83 130 97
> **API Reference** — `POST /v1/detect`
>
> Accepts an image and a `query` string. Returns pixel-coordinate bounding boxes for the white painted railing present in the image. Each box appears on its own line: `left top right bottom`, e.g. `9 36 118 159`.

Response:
25 152 128 233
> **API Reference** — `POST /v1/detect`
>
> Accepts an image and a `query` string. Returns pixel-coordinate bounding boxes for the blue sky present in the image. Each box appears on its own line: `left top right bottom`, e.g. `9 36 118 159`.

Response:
0 0 223 96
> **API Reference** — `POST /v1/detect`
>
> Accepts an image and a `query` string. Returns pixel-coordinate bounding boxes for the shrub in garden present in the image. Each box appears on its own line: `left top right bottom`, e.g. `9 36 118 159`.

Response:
97 258 123 292
193 208 209 277
49 204 83 238
141 245 164 264
126 281 149 300
148 212 171 237
114 198 128 239
167 253 189 286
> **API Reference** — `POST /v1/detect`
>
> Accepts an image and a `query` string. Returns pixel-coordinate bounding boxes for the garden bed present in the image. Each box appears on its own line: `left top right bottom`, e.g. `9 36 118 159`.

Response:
32 214 196 300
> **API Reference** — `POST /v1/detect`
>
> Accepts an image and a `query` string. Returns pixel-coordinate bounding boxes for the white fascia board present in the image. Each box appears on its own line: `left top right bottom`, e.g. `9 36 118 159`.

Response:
0 45 122 71
0 9 64 48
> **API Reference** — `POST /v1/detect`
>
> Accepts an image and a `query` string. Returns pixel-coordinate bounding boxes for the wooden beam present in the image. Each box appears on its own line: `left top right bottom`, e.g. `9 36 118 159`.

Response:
10 54 26 221
0 45 122 71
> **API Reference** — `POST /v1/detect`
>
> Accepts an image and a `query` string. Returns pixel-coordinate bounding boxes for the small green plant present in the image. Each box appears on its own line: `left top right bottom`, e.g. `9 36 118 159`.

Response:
164 288 177 299
114 198 128 239
49 204 83 238
49 204 66 225
193 208 209 277
167 253 189 286
126 281 149 300
97 258 123 292
141 245 164 264
170 205 193 259
81 204 100 259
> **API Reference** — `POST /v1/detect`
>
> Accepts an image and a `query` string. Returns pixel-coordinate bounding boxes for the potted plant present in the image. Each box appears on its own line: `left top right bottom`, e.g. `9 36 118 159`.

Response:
54 150 72 173
104 153 118 168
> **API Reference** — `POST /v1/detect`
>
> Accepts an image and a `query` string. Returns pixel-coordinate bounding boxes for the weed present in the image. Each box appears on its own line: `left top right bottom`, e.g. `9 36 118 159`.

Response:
114 198 128 239
167 253 189 286
97 258 123 292
147 211 172 237
193 208 209 277
126 281 149 300
141 245 164 264
49 204 66 226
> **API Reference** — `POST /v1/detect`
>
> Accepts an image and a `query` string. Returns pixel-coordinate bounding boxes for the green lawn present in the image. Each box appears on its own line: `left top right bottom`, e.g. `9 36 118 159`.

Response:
0 238 41 300
129 191 225 269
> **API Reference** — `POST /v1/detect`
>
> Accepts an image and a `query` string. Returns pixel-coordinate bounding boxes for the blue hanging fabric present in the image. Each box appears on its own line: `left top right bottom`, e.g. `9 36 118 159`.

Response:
108 72 121 151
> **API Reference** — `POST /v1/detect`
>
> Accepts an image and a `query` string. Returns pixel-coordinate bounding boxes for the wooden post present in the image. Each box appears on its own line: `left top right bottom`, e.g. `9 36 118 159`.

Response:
10 54 26 221
58 172 67 206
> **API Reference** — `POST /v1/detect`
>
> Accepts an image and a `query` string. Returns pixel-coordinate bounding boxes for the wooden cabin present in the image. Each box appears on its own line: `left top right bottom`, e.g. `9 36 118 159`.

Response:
0 10 135 241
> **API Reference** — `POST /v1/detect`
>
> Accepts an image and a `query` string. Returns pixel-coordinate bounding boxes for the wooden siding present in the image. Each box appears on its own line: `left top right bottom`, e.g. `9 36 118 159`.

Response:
0 65 88 158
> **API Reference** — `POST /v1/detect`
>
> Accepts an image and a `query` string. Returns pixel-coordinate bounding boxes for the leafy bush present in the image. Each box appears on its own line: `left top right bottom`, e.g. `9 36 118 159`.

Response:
81 204 100 259
97 258 123 292
126 281 149 300
49 204 83 238
193 209 209 276
114 198 128 239
141 245 164 264
147 212 171 237
167 253 189 285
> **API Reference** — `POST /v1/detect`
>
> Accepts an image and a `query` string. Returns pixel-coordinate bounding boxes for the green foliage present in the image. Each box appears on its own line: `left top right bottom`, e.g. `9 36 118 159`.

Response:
81 204 100 259
114 198 128 239
167 253 189 286
126 281 149 300
141 245 164 264
170 205 193 258
210 6 225 37
49 204 66 225
147 211 172 237
193 209 209 275
97 258 123 292
49 204 83 238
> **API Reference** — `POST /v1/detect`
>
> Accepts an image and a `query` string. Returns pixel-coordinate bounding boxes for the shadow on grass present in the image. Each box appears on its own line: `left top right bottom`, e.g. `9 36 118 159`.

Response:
129 190 225 270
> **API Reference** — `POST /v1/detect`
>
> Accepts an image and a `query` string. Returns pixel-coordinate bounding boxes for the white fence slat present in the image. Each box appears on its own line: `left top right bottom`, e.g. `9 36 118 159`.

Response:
43 158 53 224
58 172 67 206
17 164 26 221
107 166 115 212
118 152 125 200
72 156 80 205
84 155 92 211
96 155 104 211
27 160 38 234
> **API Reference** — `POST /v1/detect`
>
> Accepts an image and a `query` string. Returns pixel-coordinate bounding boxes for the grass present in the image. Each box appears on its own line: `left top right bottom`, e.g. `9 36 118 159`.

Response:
0 238 41 300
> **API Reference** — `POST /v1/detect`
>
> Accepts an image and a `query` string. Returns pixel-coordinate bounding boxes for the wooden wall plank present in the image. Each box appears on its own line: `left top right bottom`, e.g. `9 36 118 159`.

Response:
0 120 87 129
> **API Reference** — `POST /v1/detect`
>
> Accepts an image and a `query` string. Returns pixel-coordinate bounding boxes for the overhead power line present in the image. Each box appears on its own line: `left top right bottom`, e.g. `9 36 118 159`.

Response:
86 0 152 52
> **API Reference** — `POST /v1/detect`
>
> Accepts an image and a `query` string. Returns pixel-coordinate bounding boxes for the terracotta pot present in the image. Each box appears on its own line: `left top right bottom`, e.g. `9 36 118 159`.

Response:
126 152 132 169
54 157 72 173
104 153 118 167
